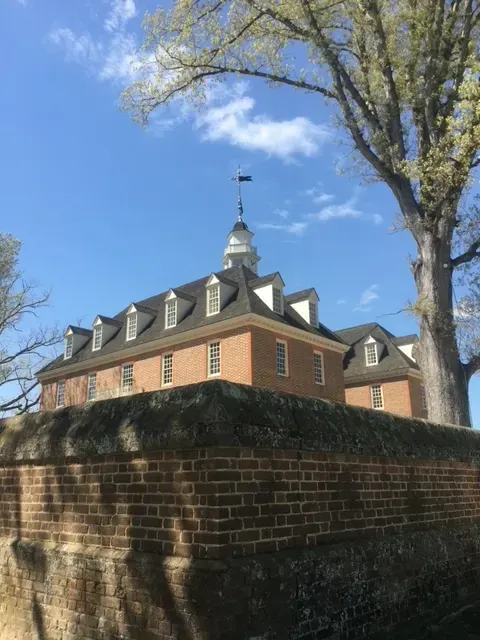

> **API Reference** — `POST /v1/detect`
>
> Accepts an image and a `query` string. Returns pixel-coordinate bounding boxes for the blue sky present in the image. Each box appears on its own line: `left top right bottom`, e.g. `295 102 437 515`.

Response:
2 0 479 425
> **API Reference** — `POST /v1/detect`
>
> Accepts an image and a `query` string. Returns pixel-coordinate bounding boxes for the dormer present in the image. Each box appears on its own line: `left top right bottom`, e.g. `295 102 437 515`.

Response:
364 335 384 366
64 326 92 359
250 273 285 315
285 288 319 326
393 335 418 362
164 289 196 329
92 315 122 351
205 273 237 316
125 303 156 341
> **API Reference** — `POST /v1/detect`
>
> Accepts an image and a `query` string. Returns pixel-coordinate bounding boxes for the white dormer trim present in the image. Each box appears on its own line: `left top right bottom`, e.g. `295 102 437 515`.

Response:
252 274 285 315
125 304 155 341
398 343 416 362
64 327 91 359
364 335 382 366
165 290 194 329
205 274 236 317
92 316 120 351
289 290 319 326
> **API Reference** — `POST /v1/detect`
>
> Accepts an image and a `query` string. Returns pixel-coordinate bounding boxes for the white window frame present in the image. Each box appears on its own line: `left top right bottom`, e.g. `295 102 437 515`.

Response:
309 301 318 326
207 285 220 316
208 341 221 377
313 351 325 385
272 287 283 314
162 353 173 387
92 325 103 351
126 314 137 341
56 380 65 408
64 335 73 359
276 339 288 377
87 373 97 401
370 384 384 410
365 343 378 366
121 363 134 393
165 300 177 328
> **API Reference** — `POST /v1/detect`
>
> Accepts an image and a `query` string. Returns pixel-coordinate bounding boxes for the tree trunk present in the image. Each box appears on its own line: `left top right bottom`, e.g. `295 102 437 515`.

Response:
414 227 471 427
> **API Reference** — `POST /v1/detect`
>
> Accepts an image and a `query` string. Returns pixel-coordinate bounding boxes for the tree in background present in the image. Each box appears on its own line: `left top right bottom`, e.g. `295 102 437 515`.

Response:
121 0 480 426
0 233 60 415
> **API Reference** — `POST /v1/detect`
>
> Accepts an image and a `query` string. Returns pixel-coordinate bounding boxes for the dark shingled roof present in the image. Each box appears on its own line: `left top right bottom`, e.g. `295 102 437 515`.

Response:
335 323 419 381
39 266 342 376
131 303 157 316
96 315 122 327
67 326 93 337
392 334 418 346
285 288 317 304
248 272 284 288
232 220 249 232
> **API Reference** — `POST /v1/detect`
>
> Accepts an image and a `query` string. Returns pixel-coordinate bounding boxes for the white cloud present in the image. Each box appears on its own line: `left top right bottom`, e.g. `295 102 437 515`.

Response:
49 28 101 66
372 213 383 225
198 95 330 161
313 192 335 204
274 208 290 219
309 198 362 222
99 32 138 82
104 0 137 32
354 284 380 311
258 222 308 236
337 299 347 305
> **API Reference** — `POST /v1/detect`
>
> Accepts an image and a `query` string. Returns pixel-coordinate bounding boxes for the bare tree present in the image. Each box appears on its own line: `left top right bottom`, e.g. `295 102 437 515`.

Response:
0 233 61 415
121 0 480 426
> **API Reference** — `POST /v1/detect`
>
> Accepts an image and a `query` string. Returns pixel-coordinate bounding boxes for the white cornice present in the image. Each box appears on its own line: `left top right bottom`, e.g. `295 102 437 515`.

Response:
37 313 348 382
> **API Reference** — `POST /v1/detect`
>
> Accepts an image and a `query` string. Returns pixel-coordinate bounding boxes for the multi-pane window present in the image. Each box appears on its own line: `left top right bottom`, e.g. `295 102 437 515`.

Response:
420 385 427 411
166 300 177 328
87 373 97 401
126 314 137 340
208 342 221 376
276 340 288 376
314 351 324 385
162 353 173 386
365 343 378 366
121 363 134 393
56 381 65 407
371 384 384 410
64 335 73 359
309 302 318 326
93 325 103 351
272 287 283 314
207 286 220 315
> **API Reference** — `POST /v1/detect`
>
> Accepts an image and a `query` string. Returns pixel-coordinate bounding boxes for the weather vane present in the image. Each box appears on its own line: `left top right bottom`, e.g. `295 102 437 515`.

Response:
231 166 252 221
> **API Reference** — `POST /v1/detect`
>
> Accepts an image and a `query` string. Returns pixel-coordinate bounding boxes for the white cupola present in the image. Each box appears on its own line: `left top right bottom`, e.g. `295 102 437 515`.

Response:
223 216 260 274
223 174 261 273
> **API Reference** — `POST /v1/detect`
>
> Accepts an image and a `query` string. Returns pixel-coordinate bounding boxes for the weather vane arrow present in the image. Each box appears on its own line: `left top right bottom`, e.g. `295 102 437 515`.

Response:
230 166 252 221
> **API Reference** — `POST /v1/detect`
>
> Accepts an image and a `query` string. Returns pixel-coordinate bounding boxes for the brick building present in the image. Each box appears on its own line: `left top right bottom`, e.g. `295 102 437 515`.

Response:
38 210 348 410
335 322 427 418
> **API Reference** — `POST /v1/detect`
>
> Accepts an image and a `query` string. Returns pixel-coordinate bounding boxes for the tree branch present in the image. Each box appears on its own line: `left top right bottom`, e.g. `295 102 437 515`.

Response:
452 239 480 267
465 354 480 381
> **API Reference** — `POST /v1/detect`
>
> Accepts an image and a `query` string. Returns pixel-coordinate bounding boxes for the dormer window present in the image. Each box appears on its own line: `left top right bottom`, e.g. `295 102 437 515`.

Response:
64 335 73 359
92 325 103 351
166 300 177 328
272 287 283 314
309 301 318 326
365 343 378 365
126 313 137 340
207 285 220 316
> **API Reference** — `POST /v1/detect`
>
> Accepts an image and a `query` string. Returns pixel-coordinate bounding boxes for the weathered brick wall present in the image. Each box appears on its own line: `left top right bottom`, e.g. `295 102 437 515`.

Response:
251 326 345 401
345 375 426 418
2 381 480 639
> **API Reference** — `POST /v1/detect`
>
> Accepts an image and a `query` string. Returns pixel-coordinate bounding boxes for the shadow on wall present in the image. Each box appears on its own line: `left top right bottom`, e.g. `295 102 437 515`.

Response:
0 418 218 639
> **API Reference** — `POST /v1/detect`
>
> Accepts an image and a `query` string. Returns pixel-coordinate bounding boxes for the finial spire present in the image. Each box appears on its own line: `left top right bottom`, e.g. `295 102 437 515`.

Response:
231 166 252 222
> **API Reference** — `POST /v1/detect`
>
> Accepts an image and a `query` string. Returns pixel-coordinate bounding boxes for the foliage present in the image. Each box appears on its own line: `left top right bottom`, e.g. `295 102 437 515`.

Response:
122 0 480 424
0 233 60 415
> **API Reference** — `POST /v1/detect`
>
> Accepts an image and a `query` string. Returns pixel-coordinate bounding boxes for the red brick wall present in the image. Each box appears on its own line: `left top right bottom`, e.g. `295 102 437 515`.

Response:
40 327 253 411
345 376 425 418
40 326 344 410
1 447 477 560
251 327 345 402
